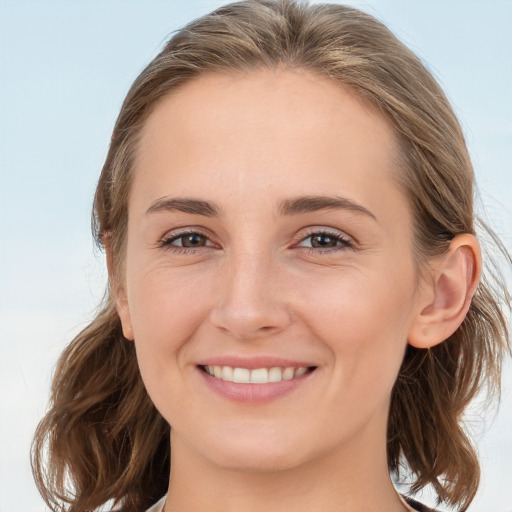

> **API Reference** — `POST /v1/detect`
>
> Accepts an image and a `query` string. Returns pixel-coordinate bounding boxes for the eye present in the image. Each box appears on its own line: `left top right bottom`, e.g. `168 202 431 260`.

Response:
160 230 215 251
172 233 208 247
297 230 353 251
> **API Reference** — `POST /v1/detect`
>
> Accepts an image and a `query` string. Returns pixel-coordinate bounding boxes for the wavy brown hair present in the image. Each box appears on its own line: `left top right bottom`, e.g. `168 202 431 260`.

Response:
32 1 511 511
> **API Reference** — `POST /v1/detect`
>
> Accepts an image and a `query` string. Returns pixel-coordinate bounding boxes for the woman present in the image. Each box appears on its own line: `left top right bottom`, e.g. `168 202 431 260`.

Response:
31 1 511 511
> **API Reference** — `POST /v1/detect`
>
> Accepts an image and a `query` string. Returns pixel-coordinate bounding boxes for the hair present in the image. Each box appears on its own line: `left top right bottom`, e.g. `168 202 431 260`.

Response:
32 1 511 511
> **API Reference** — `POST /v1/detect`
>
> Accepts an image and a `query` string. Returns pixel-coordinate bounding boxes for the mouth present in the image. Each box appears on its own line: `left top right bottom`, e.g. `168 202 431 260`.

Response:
199 364 317 384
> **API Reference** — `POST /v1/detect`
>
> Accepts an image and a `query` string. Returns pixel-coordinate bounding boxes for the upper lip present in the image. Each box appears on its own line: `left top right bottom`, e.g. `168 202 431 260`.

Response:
196 356 317 370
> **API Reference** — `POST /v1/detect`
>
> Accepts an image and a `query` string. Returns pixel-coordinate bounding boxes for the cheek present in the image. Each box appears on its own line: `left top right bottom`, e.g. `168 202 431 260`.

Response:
126 261 219 368
297 265 416 387
127 266 217 417
302 265 414 338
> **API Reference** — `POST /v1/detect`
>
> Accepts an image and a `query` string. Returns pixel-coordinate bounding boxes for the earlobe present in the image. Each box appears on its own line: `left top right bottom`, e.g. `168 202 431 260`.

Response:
116 295 135 341
105 238 135 341
408 234 481 349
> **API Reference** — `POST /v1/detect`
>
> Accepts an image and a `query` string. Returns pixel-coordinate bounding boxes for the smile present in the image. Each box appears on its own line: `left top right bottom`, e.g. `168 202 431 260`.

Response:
200 365 314 384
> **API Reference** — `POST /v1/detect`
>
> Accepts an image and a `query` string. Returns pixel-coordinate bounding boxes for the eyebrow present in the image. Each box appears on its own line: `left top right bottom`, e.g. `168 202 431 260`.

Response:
278 195 377 221
145 194 376 221
146 197 222 217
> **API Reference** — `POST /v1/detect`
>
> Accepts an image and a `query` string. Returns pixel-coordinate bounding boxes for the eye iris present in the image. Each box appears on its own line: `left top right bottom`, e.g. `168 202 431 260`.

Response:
311 234 337 248
182 234 206 247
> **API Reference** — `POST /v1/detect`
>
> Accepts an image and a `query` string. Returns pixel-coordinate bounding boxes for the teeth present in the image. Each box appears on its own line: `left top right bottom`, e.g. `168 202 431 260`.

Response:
203 365 311 384
233 368 251 383
222 366 233 381
250 368 268 383
268 367 282 382
294 366 308 377
282 367 294 380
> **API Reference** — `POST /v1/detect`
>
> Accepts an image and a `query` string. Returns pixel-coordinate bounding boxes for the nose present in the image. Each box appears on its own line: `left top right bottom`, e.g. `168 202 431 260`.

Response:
209 250 292 341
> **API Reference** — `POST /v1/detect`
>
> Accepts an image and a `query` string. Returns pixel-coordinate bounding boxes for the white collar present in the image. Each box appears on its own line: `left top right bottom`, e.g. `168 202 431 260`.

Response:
145 495 166 512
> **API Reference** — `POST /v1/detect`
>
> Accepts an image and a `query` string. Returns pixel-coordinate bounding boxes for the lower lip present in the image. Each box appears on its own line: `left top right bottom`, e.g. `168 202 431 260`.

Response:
196 367 316 404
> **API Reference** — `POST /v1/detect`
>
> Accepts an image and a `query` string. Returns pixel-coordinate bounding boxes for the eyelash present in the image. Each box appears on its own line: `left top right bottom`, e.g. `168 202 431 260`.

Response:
297 229 354 253
159 228 354 254
159 229 215 254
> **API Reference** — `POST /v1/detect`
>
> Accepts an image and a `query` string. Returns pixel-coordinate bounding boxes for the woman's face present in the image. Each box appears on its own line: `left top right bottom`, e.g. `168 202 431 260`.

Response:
118 69 423 472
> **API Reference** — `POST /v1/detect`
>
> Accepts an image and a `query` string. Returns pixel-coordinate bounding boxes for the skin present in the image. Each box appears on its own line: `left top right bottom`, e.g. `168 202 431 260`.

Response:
114 68 481 512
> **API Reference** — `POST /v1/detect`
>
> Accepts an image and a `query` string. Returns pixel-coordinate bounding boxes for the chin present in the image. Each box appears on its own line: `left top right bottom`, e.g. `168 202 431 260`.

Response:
198 428 311 473
210 447 304 473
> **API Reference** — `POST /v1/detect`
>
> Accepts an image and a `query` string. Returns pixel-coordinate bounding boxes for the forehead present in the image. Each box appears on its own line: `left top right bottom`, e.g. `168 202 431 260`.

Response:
132 68 405 220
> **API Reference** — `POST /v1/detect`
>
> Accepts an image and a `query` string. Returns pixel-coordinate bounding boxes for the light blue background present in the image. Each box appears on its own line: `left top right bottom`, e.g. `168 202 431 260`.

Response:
0 1 510 511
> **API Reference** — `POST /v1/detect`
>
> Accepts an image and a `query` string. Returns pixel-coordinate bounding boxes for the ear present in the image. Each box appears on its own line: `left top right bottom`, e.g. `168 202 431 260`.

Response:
105 239 134 341
408 234 481 349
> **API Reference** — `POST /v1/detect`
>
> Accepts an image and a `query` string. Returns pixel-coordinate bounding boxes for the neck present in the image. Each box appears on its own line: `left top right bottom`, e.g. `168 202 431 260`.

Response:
164 423 408 512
